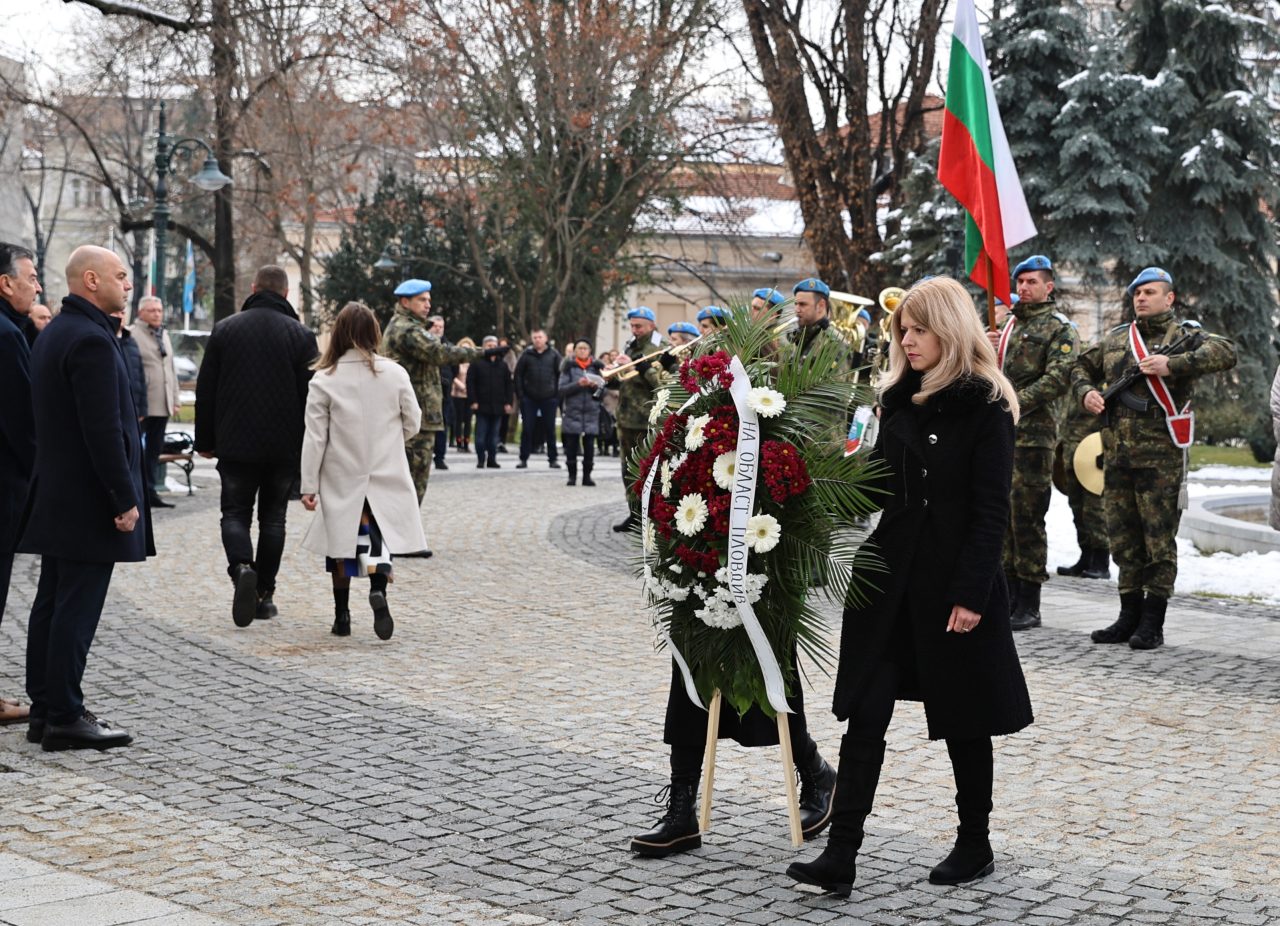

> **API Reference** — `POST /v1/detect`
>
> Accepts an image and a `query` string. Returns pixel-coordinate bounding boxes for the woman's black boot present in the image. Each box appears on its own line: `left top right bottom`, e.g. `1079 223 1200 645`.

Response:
331 610 351 636
786 738 884 897
630 780 701 857
930 737 995 885
796 739 837 840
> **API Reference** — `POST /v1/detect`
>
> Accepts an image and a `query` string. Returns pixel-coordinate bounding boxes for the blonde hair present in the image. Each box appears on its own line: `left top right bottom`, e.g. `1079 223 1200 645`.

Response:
314 302 382 375
877 277 1019 422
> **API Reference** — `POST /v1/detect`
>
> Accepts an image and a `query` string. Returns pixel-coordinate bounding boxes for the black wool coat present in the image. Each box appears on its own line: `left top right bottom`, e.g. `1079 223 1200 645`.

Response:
194 291 318 464
832 371 1033 741
467 356 514 415
18 295 154 564
0 300 36 556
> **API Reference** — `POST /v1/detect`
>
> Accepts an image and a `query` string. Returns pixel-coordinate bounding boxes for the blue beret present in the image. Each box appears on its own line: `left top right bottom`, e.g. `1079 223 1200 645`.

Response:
1012 255 1053 278
792 278 830 297
1127 267 1174 296
668 321 699 337
626 306 656 322
695 305 730 322
394 279 432 297
752 287 785 306
855 308 872 324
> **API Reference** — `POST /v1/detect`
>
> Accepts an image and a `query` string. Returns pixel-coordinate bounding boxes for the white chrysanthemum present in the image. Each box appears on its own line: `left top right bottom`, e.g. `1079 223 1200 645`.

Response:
643 521 656 553
746 387 787 418
659 460 672 497
714 566 730 585
649 388 671 426
674 493 709 536
690 583 709 599
668 563 683 575
666 584 690 602
712 452 736 490
695 599 743 630
685 414 711 450
670 452 689 474
746 513 782 553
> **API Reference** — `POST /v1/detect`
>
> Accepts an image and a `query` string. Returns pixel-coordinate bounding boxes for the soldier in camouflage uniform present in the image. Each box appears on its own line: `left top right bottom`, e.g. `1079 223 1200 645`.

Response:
991 256 1078 631
1054 382 1110 579
380 280 486 525
607 306 670 532
1072 267 1237 650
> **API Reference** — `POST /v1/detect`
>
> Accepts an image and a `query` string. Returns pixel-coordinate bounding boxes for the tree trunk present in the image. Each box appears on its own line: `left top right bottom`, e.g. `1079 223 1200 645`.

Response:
212 0 237 321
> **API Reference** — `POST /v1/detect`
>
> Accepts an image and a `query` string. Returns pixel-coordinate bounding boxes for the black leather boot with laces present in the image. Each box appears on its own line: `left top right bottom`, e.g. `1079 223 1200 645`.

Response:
630 781 701 857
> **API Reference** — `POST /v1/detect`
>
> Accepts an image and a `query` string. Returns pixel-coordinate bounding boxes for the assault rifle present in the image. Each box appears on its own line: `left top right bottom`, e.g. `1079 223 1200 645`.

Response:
1099 328 1203 428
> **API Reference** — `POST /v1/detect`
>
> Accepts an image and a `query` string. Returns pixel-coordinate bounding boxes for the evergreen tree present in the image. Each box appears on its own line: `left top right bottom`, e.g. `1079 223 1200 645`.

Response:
1126 0 1280 453
878 141 967 289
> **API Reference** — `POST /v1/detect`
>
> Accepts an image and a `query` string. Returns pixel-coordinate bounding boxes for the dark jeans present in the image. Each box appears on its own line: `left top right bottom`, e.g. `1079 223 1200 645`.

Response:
562 432 595 473
519 396 558 462
433 400 453 464
475 413 503 463
141 416 169 497
217 459 294 595
25 555 115 725
451 397 471 444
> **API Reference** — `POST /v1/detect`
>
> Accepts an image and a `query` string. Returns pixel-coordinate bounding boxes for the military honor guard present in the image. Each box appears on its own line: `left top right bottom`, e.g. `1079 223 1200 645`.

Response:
666 320 699 347
1071 267 1237 650
607 306 671 533
991 256 1077 631
695 304 730 336
750 287 785 318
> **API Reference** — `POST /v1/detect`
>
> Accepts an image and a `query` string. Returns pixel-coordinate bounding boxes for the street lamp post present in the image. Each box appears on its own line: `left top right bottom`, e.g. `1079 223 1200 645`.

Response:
152 101 232 317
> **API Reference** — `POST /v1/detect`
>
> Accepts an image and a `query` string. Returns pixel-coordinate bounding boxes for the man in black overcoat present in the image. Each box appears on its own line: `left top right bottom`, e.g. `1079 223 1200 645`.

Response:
195 265 317 627
19 245 154 751
0 242 41 725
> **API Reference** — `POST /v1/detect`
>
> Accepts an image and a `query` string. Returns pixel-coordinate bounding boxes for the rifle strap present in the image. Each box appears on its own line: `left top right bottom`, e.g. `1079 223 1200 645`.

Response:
1128 323 1194 449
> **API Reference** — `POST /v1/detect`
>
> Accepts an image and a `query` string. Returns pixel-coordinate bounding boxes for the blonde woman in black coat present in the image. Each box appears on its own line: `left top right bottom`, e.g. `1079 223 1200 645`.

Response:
788 276 1033 897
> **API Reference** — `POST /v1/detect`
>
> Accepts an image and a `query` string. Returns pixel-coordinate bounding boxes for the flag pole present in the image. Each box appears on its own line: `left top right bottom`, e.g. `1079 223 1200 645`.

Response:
985 252 997 331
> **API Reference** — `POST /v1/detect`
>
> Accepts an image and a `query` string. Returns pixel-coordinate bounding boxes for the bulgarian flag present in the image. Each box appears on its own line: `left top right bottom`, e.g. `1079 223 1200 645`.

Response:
937 0 1036 307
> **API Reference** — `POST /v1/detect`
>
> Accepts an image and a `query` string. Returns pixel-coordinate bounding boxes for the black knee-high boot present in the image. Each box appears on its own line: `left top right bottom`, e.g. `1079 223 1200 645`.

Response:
786 737 885 897
930 736 995 885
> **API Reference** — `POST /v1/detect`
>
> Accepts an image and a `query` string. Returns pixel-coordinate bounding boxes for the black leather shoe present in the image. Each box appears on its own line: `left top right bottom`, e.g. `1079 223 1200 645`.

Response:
1009 581 1042 631
928 835 994 885
798 755 838 840
435 459 449 470
42 712 132 751
582 476 595 487
549 461 561 469
485 460 501 469
331 610 351 636
786 843 857 897
148 495 175 509
516 461 528 469
27 720 45 744
231 563 257 627
371 591 394 640
612 513 639 533
256 594 278 621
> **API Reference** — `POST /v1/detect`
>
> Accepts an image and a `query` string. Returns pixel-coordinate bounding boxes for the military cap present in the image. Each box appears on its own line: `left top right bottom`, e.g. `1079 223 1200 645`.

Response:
394 279 432 297
695 305 730 322
626 306 656 322
792 278 830 297
1127 267 1174 296
855 308 872 324
752 287 785 306
1011 255 1053 278
668 321 699 337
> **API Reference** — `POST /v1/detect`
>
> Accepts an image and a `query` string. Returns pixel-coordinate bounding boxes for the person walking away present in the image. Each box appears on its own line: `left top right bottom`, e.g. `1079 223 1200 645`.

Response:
468 336 515 468
515 329 563 469
20 245 155 751
299 303 426 640
130 296 181 509
558 340 604 486
0 242 40 725
787 277 1033 896
195 265 318 627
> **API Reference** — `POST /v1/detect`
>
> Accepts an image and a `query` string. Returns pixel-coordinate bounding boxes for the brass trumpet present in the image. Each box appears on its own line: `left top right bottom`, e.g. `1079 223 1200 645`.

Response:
603 335 703 382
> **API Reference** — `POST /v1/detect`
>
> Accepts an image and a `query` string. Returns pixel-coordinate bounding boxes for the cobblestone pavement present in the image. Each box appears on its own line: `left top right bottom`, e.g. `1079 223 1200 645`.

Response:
1 451 1277 925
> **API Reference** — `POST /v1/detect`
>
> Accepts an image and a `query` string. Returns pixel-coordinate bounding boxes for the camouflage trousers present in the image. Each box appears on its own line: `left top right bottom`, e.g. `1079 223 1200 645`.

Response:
1002 445 1052 584
405 431 436 505
1104 461 1182 598
617 426 648 512
1057 439 1110 552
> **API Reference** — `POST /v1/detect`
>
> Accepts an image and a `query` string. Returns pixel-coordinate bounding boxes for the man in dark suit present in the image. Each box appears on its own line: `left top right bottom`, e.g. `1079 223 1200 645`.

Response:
195 265 317 627
0 242 40 726
20 245 154 751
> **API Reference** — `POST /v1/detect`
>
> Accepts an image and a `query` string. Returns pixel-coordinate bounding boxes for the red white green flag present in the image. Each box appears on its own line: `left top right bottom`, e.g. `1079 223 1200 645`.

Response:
937 0 1036 306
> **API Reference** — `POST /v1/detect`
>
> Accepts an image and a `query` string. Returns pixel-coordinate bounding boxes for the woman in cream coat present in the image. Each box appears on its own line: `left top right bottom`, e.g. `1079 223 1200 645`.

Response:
300 302 426 640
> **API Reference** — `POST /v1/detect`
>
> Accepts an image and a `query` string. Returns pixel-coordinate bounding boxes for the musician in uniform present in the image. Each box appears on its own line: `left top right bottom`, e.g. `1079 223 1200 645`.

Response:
608 307 670 533
1054 329 1110 579
667 320 699 347
695 304 730 337
988 256 1077 631
750 287 785 319
1071 267 1237 650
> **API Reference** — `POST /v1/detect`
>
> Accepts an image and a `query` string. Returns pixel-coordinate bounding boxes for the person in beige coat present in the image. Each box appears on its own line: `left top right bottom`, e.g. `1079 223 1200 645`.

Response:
129 296 179 508
300 303 426 640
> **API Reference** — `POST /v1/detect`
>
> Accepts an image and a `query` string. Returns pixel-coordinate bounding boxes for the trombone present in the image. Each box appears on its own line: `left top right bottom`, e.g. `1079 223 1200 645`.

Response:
602 335 703 382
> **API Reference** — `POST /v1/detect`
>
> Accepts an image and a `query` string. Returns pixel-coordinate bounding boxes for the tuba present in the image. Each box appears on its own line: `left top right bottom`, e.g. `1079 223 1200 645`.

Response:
828 290 875 354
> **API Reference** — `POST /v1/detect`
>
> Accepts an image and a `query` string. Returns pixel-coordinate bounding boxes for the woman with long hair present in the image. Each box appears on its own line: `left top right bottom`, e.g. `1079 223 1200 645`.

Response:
787 276 1033 896
300 302 426 640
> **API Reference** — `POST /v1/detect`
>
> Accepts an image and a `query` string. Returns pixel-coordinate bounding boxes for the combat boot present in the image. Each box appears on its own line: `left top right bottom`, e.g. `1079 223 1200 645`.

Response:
1129 595 1167 650
1056 551 1088 577
1081 548 1111 580
1090 591 1143 643
797 749 837 840
786 738 884 898
930 737 995 885
1009 581 1041 631
630 781 700 857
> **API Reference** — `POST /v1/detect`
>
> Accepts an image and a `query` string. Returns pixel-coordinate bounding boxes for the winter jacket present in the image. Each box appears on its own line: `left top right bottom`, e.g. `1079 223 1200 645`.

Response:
129 320 179 417
119 327 147 422
467 355 514 415
194 290 318 464
381 308 481 433
558 357 605 436
0 298 35 556
1000 300 1076 449
515 345 563 401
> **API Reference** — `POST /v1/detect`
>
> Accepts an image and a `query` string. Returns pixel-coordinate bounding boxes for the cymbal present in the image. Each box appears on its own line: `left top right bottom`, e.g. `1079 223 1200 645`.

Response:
1073 431 1104 496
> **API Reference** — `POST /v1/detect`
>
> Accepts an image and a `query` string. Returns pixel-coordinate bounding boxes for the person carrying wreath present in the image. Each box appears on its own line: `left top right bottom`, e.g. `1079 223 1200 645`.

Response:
787 276 1033 897
299 303 427 640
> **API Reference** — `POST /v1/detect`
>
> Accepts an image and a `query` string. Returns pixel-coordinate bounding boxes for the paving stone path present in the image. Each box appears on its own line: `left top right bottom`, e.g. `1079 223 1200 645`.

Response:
1 452 1276 925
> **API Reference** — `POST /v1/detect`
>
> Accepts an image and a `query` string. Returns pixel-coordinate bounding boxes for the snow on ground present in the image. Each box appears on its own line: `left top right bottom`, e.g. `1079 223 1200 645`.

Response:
1046 471 1280 606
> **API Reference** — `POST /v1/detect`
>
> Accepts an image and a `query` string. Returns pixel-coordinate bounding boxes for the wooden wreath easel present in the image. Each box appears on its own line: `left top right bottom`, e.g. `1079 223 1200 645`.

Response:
698 689 804 847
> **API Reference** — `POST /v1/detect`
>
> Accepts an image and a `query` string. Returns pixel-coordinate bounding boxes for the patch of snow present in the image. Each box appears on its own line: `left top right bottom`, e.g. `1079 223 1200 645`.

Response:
1189 464 1270 483
1180 144 1202 167
1151 125 1169 136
